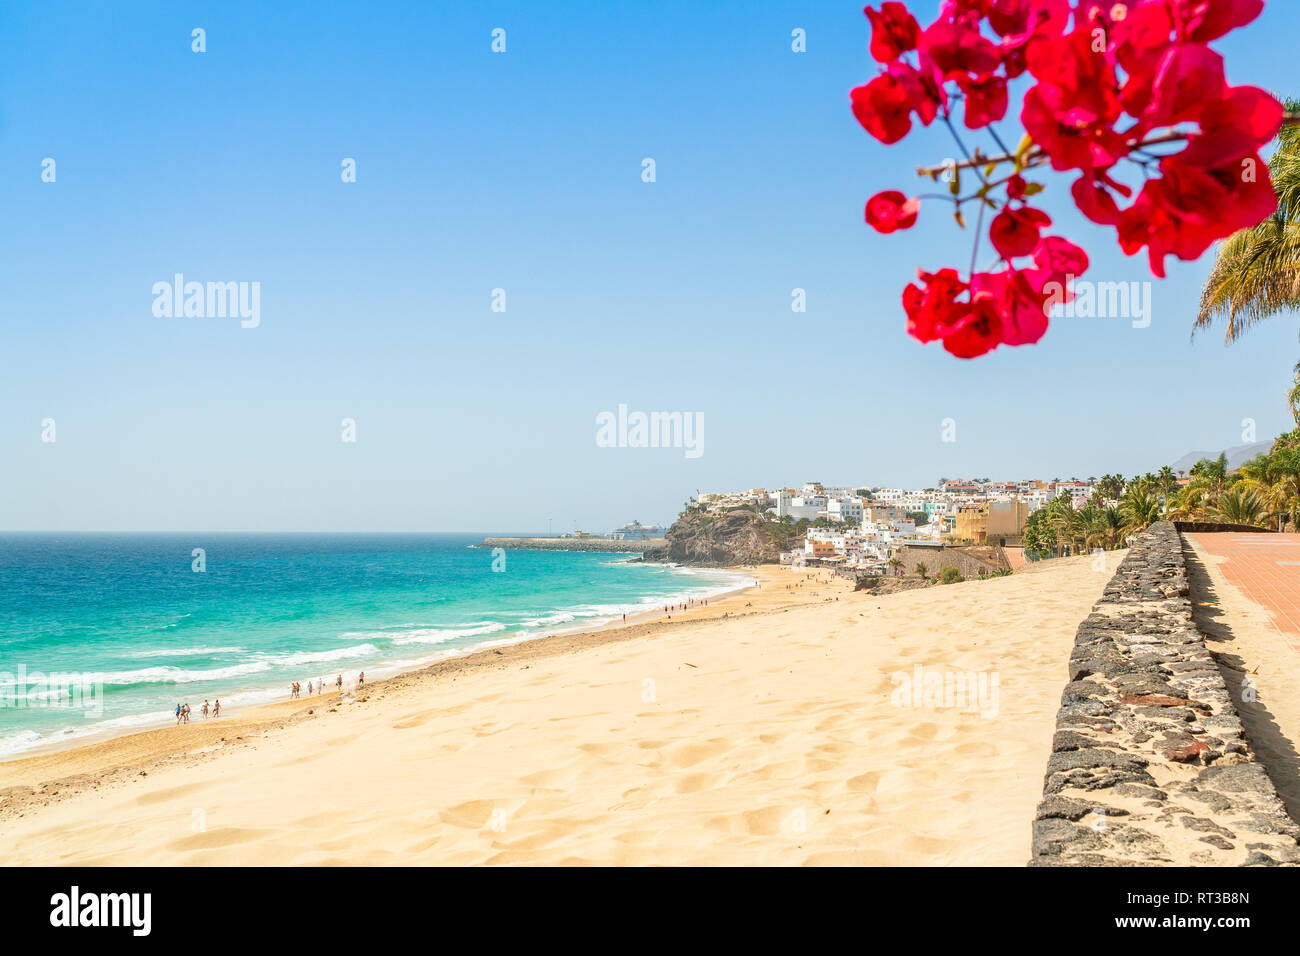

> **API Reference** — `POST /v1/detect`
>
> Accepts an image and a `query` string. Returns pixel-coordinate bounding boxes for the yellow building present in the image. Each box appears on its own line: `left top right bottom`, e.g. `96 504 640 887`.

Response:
954 504 988 544
953 499 1027 546
986 499 1028 545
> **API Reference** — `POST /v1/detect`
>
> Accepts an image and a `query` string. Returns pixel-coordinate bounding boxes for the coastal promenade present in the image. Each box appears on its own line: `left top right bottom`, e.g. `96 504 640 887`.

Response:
1187 532 1300 651
477 536 660 553
1031 522 1300 866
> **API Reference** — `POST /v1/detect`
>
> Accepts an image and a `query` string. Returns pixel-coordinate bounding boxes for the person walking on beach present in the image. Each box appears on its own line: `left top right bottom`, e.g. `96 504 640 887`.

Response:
202 700 210 719
358 671 365 688
175 703 182 725
213 699 221 717
336 674 343 693
307 681 313 696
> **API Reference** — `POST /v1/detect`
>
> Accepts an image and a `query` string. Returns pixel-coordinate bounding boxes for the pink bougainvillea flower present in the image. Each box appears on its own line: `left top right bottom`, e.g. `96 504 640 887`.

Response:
1070 173 1126 226
850 62 942 144
1131 42 1227 130
989 205 1052 258
1021 82 1127 171
1178 0 1264 43
919 10 1002 79
1194 84 1284 165
1119 145 1276 276
849 0 1279 357
957 72 1008 128
1026 235 1090 291
865 190 921 233
903 268 972 344
850 72 915 144
942 290 1004 358
865 2 922 62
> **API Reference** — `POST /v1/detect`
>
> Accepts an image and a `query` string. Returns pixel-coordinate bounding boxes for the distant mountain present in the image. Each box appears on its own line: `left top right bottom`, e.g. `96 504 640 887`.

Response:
1169 440 1275 475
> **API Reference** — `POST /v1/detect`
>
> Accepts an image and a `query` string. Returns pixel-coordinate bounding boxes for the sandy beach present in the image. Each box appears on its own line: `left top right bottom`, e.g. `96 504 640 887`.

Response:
0 556 1115 865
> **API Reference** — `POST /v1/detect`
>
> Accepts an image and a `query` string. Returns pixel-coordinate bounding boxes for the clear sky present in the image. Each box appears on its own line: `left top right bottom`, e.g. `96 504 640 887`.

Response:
2 1 1297 532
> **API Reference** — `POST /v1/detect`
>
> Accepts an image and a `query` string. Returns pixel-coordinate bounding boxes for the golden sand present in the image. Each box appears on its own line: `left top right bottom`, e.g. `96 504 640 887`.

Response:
0 556 1116 865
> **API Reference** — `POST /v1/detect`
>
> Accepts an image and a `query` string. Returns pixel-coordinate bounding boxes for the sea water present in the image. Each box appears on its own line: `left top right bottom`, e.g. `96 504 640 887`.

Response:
0 533 745 757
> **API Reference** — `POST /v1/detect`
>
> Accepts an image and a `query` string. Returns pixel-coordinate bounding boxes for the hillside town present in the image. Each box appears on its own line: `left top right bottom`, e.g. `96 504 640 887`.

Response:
691 478 1107 575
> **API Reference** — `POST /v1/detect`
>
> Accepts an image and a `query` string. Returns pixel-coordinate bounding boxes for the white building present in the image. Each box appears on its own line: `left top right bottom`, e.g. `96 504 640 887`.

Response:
827 496 863 523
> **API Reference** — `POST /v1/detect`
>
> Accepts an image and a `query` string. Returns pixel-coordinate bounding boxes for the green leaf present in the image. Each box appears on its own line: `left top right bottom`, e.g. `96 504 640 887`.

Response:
1014 134 1034 170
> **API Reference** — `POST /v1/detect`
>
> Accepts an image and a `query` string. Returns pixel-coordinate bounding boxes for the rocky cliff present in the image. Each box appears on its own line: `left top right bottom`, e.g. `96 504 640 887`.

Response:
641 509 783 566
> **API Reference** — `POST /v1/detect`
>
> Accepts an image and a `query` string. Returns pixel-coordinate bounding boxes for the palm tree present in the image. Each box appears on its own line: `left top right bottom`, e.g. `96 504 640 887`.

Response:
1188 453 1231 499
1043 495 1077 554
1238 447 1300 529
1194 99 1300 343
914 561 929 579
1088 506 1125 551
1289 361 1300 426
1119 487 1164 536
1212 487 1269 526
1168 482 1211 521
1156 466 1177 500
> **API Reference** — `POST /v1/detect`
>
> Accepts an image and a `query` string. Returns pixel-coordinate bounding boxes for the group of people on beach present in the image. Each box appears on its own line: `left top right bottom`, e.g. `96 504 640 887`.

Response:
174 699 220 724
290 673 362 700
173 671 371 727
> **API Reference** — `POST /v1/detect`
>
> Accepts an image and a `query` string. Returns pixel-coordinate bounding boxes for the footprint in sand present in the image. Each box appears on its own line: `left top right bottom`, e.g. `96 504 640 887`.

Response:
135 782 206 806
577 742 623 760
437 799 498 829
673 771 723 794
391 712 433 730
846 770 882 793
901 723 941 746
734 807 790 836
166 827 270 852
662 739 730 769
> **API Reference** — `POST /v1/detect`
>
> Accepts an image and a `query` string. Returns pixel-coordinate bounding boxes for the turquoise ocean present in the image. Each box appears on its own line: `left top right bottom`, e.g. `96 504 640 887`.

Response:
0 534 746 757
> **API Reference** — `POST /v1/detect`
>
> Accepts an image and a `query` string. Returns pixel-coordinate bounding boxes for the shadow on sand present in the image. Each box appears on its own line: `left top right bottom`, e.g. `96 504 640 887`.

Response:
1184 543 1300 826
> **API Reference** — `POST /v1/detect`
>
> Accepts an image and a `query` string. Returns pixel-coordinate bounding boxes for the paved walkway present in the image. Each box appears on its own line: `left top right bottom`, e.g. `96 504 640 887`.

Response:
1187 532 1300 646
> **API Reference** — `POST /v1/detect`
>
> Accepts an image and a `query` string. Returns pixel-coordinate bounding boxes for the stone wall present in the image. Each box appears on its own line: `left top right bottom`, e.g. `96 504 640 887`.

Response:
476 537 658 553
894 544 1009 580
1030 521 1300 866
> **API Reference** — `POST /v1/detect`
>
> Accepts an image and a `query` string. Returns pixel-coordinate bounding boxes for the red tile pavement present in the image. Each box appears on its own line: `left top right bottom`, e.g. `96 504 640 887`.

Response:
1187 532 1300 648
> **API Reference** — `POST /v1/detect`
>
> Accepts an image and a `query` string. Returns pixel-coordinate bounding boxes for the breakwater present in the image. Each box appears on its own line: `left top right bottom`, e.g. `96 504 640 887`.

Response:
476 537 660 553
1030 521 1300 866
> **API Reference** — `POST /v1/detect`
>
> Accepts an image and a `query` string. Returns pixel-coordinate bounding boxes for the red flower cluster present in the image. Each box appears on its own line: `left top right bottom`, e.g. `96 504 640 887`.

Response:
850 0 1282 357
904 236 1089 357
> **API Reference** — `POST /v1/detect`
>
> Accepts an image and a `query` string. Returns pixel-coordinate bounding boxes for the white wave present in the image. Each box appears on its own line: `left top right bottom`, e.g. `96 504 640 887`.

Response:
69 661 276 686
392 623 508 645
265 643 379 666
340 623 508 646
0 730 44 757
128 645 243 659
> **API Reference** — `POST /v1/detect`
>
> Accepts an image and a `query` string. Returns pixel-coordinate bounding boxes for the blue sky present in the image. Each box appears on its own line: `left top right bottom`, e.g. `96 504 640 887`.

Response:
2 1 1297 532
